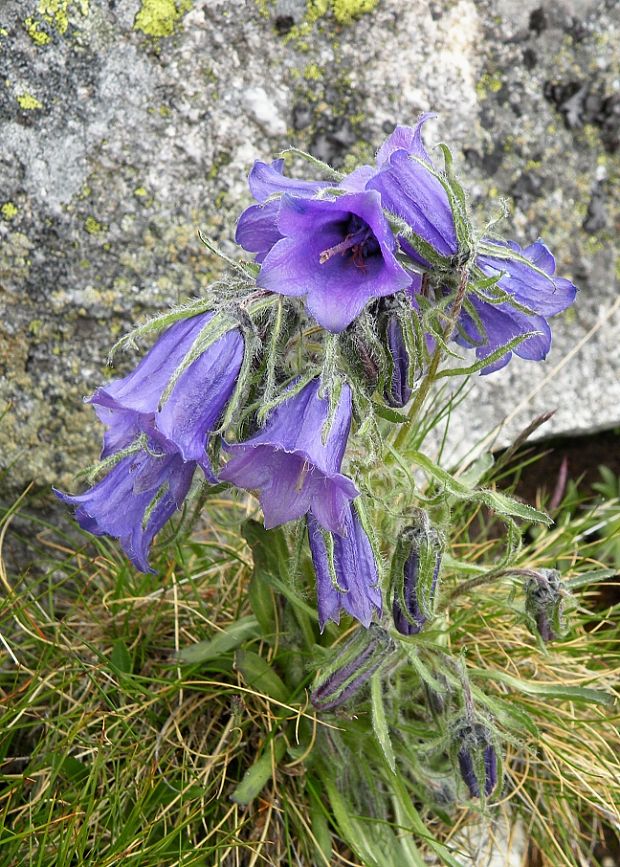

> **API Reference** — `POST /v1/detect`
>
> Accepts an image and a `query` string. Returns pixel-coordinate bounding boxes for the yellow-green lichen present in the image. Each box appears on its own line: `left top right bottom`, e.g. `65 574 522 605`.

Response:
476 71 504 100
0 28 7 36
84 216 104 235
24 15 51 43
304 62 322 81
133 0 193 38
17 92 43 110
1 202 18 220
134 186 148 197
331 0 377 23
24 1 89 43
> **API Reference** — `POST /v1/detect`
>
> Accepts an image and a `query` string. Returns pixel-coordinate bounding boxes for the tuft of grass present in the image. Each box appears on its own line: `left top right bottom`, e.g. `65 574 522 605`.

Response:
1 458 619 866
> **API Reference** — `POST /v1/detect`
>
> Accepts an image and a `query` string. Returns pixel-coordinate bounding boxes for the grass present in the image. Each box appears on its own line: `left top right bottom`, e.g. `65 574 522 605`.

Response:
0 453 619 866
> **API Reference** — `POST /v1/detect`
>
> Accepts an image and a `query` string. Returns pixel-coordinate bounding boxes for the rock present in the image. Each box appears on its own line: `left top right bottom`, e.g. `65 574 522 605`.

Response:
0 0 619 497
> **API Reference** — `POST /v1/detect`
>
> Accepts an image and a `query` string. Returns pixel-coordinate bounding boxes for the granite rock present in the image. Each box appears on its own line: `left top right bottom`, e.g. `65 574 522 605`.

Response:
0 0 618 495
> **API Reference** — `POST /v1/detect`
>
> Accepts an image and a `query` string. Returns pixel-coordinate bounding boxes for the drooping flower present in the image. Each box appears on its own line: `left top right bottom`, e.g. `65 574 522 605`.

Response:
456 240 578 373
311 624 395 712
391 524 442 636
257 191 411 332
219 378 358 533
366 114 458 267
89 313 245 480
56 313 245 571
307 503 382 630
55 437 196 573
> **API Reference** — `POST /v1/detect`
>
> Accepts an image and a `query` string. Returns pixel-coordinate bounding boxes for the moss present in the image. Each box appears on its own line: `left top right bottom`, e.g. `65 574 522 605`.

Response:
1 202 18 221
133 0 193 38
17 93 43 110
84 216 104 235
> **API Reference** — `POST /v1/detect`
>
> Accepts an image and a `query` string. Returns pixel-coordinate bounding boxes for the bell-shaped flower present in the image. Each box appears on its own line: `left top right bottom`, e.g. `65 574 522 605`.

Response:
456 240 577 373
307 503 382 630
257 191 411 332
55 434 196 573
89 313 245 480
56 313 244 571
366 115 458 266
220 378 358 534
391 524 442 636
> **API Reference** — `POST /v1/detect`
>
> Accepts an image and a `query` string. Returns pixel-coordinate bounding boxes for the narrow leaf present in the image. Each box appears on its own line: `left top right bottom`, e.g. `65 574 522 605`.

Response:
371 673 396 773
178 616 259 664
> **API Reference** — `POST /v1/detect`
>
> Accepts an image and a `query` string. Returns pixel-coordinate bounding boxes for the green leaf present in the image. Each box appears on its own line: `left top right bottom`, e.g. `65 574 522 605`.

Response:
565 569 617 590
110 639 132 675
408 450 552 525
177 616 259 664
370 673 396 773
248 571 277 637
230 736 286 805
371 401 408 424
235 649 289 704
242 520 318 622
471 668 615 707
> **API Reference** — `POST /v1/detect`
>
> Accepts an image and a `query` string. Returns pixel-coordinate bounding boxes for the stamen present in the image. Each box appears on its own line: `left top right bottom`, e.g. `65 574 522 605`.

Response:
319 234 356 264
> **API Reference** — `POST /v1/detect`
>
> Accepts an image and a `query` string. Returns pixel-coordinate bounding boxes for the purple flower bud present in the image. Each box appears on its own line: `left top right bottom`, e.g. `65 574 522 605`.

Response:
391 523 442 636
307 503 382 631
525 568 566 641
220 378 358 534
311 624 394 712
384 315 412 408
454 720 498 798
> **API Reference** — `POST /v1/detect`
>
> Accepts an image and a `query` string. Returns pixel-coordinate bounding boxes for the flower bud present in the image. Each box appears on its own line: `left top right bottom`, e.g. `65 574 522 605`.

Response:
453 719 498 798
384 315 412 408
311 624 395 712
525 568 566 641
391 522 442 636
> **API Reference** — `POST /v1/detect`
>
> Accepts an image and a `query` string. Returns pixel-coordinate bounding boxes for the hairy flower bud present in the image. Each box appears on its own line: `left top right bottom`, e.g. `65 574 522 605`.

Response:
311 624 395 712
391 521 443 636
453 719 498 798
525 568 566 641
383 315 412 408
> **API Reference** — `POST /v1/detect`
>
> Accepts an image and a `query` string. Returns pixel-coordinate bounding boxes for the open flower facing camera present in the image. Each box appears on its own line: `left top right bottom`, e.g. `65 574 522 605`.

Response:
55 114 609 851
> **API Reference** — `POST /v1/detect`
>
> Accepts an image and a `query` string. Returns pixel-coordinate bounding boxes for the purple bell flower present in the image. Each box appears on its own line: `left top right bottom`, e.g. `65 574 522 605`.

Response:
89 313 245 480
56 313 245 571
456 240 577 373
367 114 458 266
257 191 410 332
220 378 358 534
307 503 382 631
55 437 195 573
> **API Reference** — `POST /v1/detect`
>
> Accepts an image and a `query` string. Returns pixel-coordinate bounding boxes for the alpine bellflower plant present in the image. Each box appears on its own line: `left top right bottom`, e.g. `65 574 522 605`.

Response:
56 109 592 840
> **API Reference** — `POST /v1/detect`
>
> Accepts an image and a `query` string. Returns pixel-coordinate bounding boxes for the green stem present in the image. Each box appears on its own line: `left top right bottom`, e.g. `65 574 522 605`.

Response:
440 567 542 609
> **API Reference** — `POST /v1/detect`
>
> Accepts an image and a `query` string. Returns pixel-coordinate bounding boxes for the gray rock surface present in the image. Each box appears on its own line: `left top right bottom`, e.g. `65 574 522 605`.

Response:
1 0 618 494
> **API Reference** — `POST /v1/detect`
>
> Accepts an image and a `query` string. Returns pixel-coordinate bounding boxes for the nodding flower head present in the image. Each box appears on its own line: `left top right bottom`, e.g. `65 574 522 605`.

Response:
220 377 358 534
